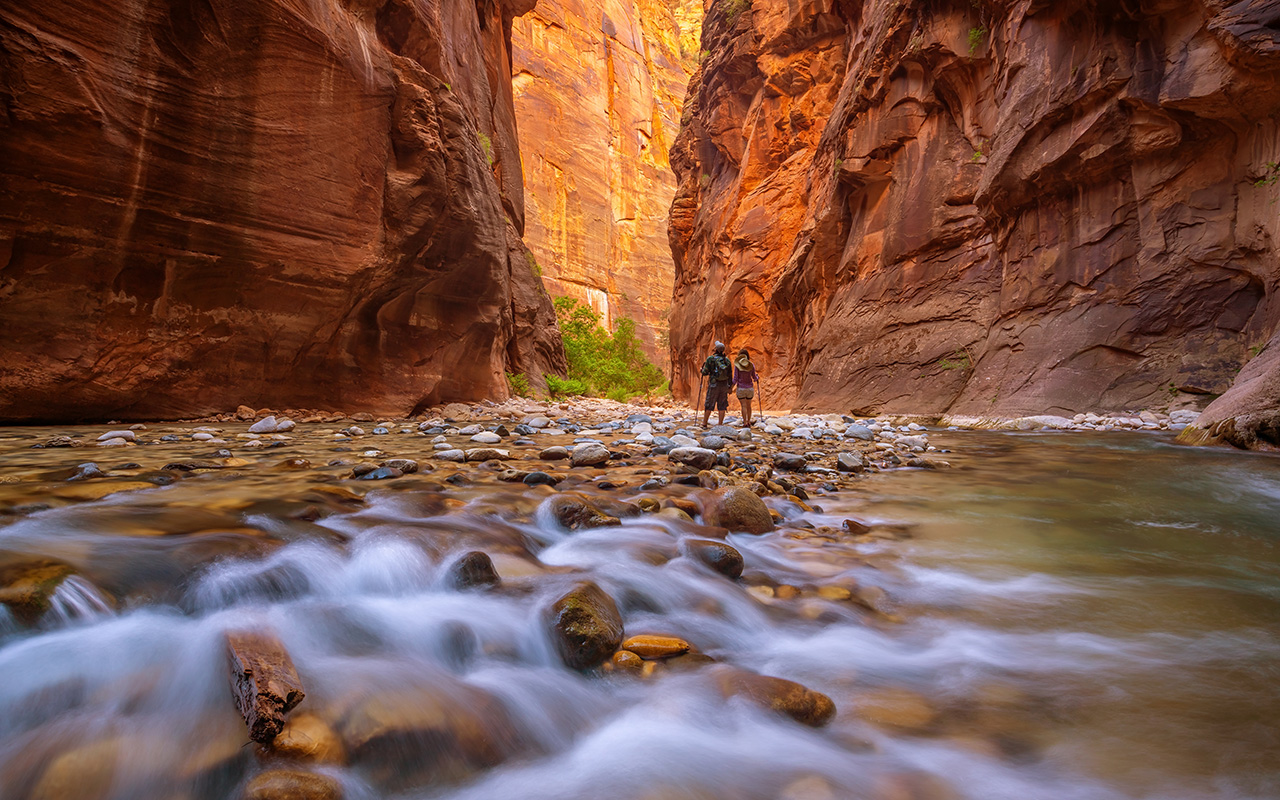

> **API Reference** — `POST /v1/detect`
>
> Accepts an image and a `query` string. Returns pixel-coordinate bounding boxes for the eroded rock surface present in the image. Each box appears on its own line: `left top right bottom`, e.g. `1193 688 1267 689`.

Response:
511 0 702 369
227 629 306 743
669 0 1280 417
0 0 564 423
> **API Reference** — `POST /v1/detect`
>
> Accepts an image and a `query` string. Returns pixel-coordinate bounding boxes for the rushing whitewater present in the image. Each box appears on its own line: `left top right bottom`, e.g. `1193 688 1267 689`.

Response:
0 427 1276 800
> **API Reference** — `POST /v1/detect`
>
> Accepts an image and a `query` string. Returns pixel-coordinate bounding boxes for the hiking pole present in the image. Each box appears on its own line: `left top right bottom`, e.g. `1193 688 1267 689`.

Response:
695 367 705 416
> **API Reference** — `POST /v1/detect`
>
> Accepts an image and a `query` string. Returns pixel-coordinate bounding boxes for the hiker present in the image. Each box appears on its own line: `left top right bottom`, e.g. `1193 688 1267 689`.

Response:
732 348 760 426
700 341 733 427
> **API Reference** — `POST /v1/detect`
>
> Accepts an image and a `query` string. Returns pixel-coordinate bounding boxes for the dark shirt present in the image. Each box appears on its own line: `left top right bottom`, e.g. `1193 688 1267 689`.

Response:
702 354 732 387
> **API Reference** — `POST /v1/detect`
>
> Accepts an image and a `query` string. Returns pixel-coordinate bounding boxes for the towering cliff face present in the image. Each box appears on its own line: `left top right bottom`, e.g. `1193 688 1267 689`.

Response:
670 0 1280 417
511 0 700 370
0 0 563 423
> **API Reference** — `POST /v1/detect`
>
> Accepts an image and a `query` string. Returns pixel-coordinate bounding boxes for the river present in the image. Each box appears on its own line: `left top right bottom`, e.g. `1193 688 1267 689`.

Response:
0 421 1275 800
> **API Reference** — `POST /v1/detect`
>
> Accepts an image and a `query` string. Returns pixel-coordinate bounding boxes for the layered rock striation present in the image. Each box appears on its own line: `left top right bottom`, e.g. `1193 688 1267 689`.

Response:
0 0 564 423
669 0 1280 419
512 0 701 370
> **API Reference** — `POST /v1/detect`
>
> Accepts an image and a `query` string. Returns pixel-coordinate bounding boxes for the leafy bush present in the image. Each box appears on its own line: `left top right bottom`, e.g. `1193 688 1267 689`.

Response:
506 371 532 397
968 27 986 55
549 297 666 400
722 0 751 20
478 131 494 166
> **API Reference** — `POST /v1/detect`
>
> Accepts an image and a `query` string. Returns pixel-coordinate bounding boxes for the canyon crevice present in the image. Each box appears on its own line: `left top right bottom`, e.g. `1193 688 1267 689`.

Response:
669 0 1280 419
512 0 701 371
0 0 564 422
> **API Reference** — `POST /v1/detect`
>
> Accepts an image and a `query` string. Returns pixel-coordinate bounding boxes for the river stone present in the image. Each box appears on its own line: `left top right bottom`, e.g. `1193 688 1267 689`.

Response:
67 462 105 482
0 559 75 624
844 424 874 440
570 442 610 467
679 538 744 579
704 486 774 534
610 649 644 674
381 458 418 474
669 434 700 448
96 437 132 447
547 495 621 529
447 551 500 590
539 446 570 460
458 424 483 435
470 431 502 444
268 713 345 764
668 446 716 471
714 667 837 727
357 466 403 481
96 429 135 442
547 581 624 670
434 449 466 462
763 424 784 436
243 769 342 800
464 448 507 462
773 453 807 471
622 634 691 659
226 629 306 743
836 452 865 472
248 416 281 434
527 416 551 428
699 435 729 450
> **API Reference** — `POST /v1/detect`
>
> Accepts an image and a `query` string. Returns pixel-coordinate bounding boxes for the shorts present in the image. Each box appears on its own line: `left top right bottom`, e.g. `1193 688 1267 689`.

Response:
735 388 754 400
704 383 730 411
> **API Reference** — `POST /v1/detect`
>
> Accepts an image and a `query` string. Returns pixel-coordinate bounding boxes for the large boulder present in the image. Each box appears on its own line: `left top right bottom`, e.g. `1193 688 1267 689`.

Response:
546 582 624 670
569 442 610 467
1179 332 1280 451
702 487 774 534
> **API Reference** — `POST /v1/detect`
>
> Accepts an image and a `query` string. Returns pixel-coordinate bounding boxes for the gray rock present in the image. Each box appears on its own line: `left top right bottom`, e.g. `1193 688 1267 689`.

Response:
97 430 136 442
248 416 279 434
470 431 502 444
67 462 105 481
381 458 419 474
275 419 296 432
570 442 610 467
459 424 483 435
434 449 466 462
773 453 808 471
836 452 865 472
669 446 716 471
344 426 366 436
843 424 874 440
357 466 403 480
707 425 739 437
669 434 700 448
700 435 730 451
96 437 132 447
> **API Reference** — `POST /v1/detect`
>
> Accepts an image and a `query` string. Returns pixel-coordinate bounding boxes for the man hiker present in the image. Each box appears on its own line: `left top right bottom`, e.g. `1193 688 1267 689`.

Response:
700 341 733 427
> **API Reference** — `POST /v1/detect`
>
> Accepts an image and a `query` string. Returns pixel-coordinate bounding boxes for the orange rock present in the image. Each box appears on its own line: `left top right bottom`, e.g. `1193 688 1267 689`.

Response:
622 634 692 659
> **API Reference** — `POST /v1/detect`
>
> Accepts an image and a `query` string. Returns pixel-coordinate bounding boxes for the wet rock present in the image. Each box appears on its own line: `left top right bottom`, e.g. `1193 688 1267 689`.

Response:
227 629 306 743
433 449 466 462
381 459 419 474
470 431 502 444
699 435 730 450
842 518 871 535
464 448 507 462
622 634 691 659
703 487 774 534
539 446 570 460
854 687 936 730
679 538 744 579
523 471 556 486
0 560 75 624
609 649 645 674
547 494 622 530
447 552 500 590
836 452 864 472
242 769 342 800
96 429 135 442
714 667 836 727
773 453 807 471
547 581 625 669
844 425 874 441
356 467 403 481
569 442 610 467
268 713 345 764
67 462 105 481
669 446 716 470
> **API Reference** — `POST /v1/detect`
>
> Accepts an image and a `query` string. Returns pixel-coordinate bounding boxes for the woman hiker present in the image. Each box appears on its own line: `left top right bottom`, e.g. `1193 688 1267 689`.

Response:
732 348 761 427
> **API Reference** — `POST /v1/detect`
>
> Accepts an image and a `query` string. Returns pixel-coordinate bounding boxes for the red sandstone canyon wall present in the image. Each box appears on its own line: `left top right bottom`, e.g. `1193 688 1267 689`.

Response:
0 0 564 422
669 0 1280 417
511 0 701 371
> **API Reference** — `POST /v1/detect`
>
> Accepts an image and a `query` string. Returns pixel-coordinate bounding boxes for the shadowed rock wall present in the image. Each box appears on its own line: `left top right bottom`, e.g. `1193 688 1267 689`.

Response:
0 0 564 422
512 0 701 371
669 0 1280 417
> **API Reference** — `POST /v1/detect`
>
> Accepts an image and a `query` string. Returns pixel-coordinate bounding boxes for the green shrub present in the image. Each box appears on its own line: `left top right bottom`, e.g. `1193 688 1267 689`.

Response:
968 27 986 55
549 296 667 400
506 371 532 397
722 0 750 20
526 248 542 277
478 131 494 166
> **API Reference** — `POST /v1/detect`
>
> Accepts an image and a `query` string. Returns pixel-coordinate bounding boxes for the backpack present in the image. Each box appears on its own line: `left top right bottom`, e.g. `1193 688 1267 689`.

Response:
708 354 731 383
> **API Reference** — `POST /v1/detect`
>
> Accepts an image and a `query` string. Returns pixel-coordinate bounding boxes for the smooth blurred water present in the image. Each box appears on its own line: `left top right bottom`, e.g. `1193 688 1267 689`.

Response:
0 429 1275 799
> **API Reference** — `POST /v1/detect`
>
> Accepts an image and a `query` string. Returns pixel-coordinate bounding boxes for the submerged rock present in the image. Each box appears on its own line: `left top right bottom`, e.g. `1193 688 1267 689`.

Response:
447 551 500 590
242 769 342 800
547 581 624 669
569 442 610 467
713 667 836 727
547 494 622 530
227 629 306 743
267 713 345 765
622 634 691 659
679 538 744 579
0 560 75 624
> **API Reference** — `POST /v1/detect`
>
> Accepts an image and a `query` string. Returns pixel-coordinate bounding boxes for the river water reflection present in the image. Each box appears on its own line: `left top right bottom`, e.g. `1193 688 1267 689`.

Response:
0 423 1275 800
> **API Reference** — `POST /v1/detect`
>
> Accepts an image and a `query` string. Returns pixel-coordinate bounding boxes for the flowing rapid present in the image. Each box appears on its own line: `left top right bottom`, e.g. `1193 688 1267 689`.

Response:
0 421 1276 800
